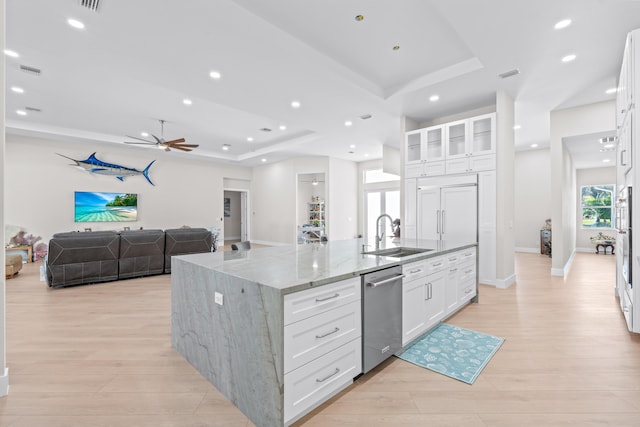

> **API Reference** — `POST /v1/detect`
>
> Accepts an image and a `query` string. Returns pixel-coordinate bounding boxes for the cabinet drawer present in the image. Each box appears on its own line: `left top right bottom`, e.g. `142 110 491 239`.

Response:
405 163 424 178
469 154 496 171
425 256 447 274
403 261 427 280
459 263 476 282
425 161 445 176
284 300 361 373
445 158 468 174
459 278 476 303
284 338 361 424
459 247 476 263
284 277 361 325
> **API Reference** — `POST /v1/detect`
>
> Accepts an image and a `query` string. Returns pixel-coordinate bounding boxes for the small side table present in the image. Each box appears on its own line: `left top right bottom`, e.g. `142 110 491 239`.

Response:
594 241 615 254
5 245 33 263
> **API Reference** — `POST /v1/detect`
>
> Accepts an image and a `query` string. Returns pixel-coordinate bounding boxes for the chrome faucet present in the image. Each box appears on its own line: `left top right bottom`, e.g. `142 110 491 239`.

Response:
375 214 394 250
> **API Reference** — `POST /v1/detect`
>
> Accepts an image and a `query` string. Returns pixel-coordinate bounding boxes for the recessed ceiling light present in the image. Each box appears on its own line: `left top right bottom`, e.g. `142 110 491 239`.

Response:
140 132 149 137
530 143 538 148
222 144 230 151
349 144 356 149
392 45 400 51
3 49 18 58
279 125 286 130
209 70 222 79
562 54 576 63
603 159 611 163
514 125 522 130
16 110 27 116
603 143 615 149
291 100 301 108
261 158 267 163
364 153 370 157
606 87 618 94
429 94 439 102
345 121 353 127
11 86 24 94
67 18 85 29
247 137 254 142
183 98 192 105
355 15 364 21
554 19 572 30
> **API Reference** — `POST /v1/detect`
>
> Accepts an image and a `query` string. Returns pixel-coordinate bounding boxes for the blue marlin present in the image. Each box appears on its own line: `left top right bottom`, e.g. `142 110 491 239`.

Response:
57 152 155 186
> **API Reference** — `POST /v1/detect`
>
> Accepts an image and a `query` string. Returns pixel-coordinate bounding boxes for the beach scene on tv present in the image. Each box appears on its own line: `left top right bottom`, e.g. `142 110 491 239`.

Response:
74 192 138 222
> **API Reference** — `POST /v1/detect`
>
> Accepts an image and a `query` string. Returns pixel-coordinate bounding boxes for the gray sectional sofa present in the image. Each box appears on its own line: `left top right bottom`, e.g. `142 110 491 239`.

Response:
46 228 213 288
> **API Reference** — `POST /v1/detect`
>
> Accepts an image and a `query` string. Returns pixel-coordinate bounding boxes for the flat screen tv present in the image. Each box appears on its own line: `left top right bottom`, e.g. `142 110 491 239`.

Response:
74 192 138 222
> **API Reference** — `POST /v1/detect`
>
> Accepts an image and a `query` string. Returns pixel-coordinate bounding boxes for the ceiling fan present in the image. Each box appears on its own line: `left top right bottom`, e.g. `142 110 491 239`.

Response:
124 119 199 152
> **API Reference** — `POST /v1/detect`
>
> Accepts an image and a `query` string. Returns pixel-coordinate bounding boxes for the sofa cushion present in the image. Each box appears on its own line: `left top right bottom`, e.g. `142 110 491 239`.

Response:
118 229 165 279
164 228 212 273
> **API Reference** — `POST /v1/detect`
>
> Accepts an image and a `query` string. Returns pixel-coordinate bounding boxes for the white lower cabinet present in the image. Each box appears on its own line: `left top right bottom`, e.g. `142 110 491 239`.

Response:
403 248 477 347
283 278 362 424
284 338 361 424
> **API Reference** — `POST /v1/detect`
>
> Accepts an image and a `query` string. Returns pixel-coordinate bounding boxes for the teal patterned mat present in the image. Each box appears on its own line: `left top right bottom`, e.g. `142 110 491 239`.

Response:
397 323 504 384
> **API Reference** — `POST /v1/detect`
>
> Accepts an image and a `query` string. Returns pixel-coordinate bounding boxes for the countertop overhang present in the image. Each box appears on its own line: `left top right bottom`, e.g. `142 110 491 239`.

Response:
174 238 476 295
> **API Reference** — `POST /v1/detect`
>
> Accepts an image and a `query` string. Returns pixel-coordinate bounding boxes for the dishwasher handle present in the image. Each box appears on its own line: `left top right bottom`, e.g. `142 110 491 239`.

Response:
366 274 405 288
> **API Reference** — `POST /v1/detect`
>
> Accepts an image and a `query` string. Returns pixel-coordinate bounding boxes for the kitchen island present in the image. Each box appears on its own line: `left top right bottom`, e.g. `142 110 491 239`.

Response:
171 238 476 427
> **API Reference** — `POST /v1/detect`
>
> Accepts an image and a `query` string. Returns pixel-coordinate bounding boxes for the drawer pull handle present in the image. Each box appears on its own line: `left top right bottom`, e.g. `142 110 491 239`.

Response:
409 268 423 274
449 257 458 262
316 293 339 302
464 252 473 257
432 262 443 267
315 327 340 339
449 268 458 273
316 367 340 383
465 289 473 294
464 269 473 274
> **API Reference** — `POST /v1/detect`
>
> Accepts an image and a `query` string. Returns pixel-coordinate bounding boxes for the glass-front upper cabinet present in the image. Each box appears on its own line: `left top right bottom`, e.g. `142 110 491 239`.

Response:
405 129 423 164
445 120 468 159
470 113 496 155
423 125 445 162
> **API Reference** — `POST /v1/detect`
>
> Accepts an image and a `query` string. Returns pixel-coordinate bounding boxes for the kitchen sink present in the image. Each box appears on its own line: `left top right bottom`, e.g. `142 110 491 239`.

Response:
363 247 433 258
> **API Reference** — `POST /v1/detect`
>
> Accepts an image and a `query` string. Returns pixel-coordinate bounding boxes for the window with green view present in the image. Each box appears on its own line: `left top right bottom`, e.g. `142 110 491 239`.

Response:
581 185 614 229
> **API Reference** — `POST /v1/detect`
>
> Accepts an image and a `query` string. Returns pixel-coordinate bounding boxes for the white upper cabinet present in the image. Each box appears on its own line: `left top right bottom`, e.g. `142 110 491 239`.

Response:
424 125 446 162
470 113 496 155
405 130 423 165
445 120 469 159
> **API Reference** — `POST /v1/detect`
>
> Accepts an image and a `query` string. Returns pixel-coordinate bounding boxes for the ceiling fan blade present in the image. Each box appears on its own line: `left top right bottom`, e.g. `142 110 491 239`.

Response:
172 145 193 152
124 141 157 145
169 143 199 148
124 135 156 144
164 138 186 145
151 134 163 144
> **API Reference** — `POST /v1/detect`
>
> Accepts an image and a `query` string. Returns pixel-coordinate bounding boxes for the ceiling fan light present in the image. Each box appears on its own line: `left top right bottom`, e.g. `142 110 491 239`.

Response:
209 70 222 79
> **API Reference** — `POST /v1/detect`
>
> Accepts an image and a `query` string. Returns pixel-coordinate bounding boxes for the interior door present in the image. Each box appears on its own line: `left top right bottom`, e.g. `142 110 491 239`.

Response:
417 187 440 241
441 185 477 242
240 191 248 242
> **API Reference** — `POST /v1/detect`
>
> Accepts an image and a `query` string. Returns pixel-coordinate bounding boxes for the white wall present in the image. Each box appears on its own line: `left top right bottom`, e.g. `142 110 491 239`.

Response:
496 90 515 286
550 100 616 275
5 134 252 243
514 149 552 251
575 167 616 251
328 157 358 240
223 191 242 240
1 0 8 397
251 156 357 245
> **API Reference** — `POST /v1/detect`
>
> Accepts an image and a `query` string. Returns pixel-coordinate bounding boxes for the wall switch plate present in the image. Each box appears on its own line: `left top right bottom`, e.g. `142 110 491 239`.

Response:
214 292 224 306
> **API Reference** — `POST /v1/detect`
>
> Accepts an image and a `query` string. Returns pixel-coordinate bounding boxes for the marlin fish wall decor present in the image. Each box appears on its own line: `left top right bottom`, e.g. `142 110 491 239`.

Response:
57 152 156 186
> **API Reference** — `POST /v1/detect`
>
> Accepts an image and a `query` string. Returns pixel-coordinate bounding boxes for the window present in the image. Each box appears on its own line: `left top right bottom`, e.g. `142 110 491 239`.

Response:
365 190 400 239
364 169 400 184
581 185 614 229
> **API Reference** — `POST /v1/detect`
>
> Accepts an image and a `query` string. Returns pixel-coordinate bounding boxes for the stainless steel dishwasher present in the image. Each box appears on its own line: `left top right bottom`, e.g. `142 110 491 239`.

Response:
361 265 404 373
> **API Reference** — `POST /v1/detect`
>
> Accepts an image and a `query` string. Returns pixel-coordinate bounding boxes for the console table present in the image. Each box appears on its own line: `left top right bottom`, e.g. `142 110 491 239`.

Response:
5 245 32 263
595 241 615 254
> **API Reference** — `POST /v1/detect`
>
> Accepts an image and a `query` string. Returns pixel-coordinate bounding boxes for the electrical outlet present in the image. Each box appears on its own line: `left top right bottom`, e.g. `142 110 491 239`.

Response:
214 292 223 306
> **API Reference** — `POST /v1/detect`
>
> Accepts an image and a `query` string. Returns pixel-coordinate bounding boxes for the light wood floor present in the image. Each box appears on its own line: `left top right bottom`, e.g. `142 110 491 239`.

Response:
2 252 639 426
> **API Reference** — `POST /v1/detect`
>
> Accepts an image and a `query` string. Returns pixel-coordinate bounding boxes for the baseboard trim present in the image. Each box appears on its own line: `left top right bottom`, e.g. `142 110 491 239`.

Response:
496 274 516 289
551 250 576 277
250 239 290 247
224 236 241 241
515 247 540 254
0 367 8 396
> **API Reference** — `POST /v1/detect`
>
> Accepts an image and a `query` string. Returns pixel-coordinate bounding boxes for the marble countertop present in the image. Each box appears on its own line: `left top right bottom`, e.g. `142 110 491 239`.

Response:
174 238 476 295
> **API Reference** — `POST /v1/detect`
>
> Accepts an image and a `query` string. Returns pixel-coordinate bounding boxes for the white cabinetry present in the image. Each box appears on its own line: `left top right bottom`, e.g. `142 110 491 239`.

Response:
405 125 446 178
402 248 477 346
283 278 362 423
404 178 417 239
616 28 640 333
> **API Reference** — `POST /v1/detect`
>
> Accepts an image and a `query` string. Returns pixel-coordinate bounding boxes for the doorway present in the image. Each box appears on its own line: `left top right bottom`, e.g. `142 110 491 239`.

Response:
223 189 249 245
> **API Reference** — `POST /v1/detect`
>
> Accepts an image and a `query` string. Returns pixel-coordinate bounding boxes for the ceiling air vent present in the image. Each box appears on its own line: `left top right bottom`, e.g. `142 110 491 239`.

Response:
360 114 372 120
25 107 41 112
19 65 41 76
498 68 520 79
260 127 272 132
80 0 100 11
